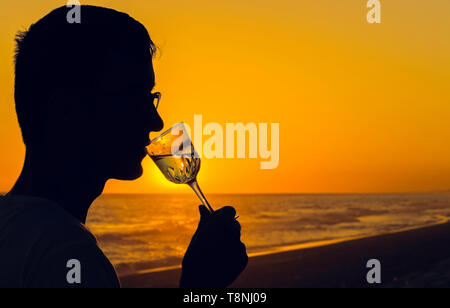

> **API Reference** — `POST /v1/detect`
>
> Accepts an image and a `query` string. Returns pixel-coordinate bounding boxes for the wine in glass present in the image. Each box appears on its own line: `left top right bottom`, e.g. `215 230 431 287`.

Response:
147 122 214 213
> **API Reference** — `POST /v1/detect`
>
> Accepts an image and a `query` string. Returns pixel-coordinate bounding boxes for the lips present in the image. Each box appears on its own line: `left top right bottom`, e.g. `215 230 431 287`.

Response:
131 137 150 157
139 147 148 158
142 140 150 153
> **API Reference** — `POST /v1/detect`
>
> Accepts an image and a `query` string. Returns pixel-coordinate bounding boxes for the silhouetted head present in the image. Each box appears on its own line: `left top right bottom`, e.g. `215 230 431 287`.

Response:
14 5 163 180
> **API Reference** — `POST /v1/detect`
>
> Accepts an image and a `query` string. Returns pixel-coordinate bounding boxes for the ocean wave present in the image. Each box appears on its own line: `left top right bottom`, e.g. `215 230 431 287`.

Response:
114 256 183 276
88 193 450 275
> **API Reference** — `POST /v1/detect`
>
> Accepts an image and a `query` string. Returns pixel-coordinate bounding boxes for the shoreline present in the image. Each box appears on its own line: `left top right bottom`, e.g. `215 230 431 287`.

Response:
99 191 450 197
120 219 450 288
123 217 448 276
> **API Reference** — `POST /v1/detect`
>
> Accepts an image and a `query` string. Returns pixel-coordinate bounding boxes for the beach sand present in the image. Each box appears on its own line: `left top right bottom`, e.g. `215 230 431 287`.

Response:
120 221 450 288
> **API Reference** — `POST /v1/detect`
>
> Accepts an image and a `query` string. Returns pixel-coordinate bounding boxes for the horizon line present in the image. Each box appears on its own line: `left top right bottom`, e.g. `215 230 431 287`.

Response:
2 191 450 196
98 190 450 195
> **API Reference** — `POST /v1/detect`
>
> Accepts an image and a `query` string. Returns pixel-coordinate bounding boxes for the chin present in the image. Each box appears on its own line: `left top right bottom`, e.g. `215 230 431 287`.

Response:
112 162 144 181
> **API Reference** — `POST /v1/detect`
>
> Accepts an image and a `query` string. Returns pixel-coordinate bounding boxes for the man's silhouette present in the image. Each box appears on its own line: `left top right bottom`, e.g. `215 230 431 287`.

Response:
0 5 247 288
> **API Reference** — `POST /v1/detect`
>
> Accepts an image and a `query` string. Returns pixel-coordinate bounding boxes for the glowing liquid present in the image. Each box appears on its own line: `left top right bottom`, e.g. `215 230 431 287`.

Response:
150 154 200 184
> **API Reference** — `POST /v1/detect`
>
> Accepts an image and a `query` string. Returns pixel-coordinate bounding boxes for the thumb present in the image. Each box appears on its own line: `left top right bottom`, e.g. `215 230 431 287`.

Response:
198 204 211 223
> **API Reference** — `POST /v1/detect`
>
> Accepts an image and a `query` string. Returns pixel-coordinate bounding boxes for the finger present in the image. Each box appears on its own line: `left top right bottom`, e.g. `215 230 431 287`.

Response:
218 222 242 246
212 207 241 239
214 206 237 221
238 242 249 269
225 242 248 275
234 220 242 233
224 219 241 239
198 204 212 224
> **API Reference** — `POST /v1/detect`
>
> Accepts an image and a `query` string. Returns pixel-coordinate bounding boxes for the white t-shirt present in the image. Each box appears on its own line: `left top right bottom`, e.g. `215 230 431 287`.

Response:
0 195 120 288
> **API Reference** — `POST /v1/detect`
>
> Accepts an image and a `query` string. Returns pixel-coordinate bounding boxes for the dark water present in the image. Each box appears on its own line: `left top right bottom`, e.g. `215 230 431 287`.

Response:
87 193 450 275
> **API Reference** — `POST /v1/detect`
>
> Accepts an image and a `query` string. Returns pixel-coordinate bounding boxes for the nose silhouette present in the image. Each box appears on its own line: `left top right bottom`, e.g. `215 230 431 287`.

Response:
150 111 164 134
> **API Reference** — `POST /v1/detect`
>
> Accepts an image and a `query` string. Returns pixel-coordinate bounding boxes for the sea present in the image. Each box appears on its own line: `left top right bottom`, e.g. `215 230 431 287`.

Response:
86 193 450 275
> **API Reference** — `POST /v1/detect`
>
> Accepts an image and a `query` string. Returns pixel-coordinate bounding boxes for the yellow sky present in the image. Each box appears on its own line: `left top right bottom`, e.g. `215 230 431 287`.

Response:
0 0 449 194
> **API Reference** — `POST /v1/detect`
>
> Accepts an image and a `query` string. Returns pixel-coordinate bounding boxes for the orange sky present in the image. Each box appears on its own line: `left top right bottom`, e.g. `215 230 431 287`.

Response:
0 0 449 194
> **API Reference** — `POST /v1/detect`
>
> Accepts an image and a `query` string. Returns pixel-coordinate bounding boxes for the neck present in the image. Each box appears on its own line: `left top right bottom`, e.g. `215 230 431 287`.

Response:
9 148 107 223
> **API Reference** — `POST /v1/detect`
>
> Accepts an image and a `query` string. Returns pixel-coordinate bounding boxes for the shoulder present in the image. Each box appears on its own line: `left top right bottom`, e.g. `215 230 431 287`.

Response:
0 198 120 287
1 195 97 245
0 195 120 288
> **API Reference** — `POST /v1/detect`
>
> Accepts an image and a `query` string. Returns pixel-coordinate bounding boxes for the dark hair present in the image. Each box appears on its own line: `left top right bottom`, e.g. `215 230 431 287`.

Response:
14 5 156 146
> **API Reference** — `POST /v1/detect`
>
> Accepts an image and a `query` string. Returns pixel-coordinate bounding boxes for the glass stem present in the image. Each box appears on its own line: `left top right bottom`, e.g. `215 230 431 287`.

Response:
188 179 214 213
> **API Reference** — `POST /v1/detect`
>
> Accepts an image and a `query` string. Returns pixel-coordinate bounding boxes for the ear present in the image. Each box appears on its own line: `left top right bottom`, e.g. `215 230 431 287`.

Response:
47 88 89 124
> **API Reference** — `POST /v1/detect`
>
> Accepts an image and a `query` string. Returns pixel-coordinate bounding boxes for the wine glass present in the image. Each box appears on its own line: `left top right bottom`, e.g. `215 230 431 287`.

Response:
147 122 214 213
